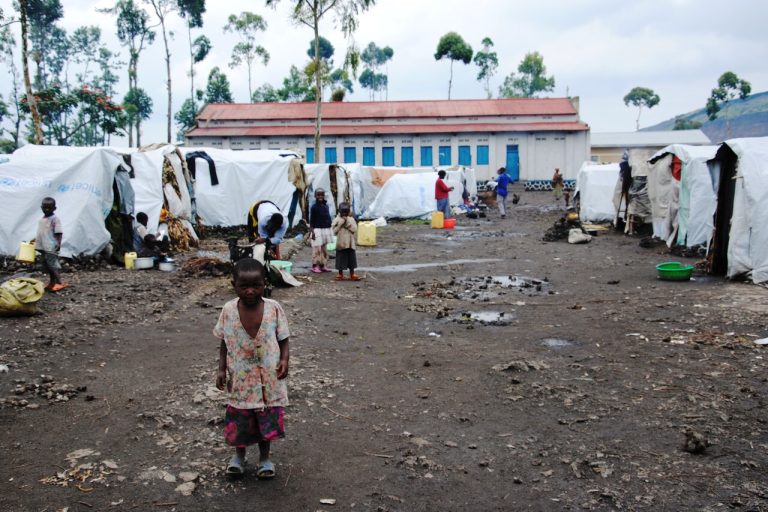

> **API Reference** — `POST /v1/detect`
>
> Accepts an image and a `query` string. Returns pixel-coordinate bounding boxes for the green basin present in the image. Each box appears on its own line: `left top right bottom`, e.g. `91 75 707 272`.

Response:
656 261 694 281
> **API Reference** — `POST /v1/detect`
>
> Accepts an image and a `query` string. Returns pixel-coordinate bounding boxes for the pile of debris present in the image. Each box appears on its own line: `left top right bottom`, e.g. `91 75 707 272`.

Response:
543 215 582 242
181 257 231 277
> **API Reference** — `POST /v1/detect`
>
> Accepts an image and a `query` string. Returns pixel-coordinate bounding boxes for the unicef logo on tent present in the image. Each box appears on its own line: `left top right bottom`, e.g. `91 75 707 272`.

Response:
57 182 102 198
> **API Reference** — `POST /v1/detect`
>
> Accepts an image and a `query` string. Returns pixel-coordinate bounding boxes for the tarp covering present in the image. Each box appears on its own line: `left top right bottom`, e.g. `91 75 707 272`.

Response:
648 144 719 247
714 138 768 283
574 162 619 222
0 146 125 257
365 171 464 219
305 163 360 216
178 148 299 227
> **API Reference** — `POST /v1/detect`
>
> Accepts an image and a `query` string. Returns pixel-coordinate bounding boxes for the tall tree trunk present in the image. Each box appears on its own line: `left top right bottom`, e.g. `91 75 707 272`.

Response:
247 60 253 102
19 0 43 144
313 14 322 162
636 107 641 131
160 17 172 143
448 59 453 100
127 66 134 147
188 23 195 104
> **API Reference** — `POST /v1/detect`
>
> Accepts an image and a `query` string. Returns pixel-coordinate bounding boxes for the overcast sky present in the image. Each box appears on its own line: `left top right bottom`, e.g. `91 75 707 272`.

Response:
2 0 767 146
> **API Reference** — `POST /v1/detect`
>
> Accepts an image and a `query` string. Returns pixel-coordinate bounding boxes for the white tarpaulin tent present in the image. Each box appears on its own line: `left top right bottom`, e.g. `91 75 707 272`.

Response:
710 138 768 284
305 163 361 216
364 170 465 219
574 162 619 222
648 144 718 247
0 146 125 257
179 148 299 227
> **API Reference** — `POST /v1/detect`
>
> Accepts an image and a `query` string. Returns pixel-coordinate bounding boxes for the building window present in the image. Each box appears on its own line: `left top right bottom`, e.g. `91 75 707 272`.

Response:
477 145 489 165
401 146 414 167
438 146 451 166
420 146 433 166
325 147 338 164
363 147 375 166
306 148 315 164
458 145 471 166
382 146 395 167
344 147 356 163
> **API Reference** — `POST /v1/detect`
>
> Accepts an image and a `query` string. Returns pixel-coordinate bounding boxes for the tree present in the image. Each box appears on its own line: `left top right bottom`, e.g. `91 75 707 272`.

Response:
174 97 197 140
176 0 208 108
123 87 152 146
252 84 281 102
706 71 751 138
673 116 703 131
360 41 393 100
205 66 234 103
25 0 64 88
224 12 270 101
434 32 473 100
17 0 44 143
473 37 497 99
144 0 176 143
278 64 312 102
623 87 660 131
307 35 334 60
265 0 376 159
498 51 555 98
0 26 29 150
102 0 155 146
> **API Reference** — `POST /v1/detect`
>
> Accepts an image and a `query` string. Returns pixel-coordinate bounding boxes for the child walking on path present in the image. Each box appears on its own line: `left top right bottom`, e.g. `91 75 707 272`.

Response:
309 188 334 273
331 202 361 281
494 167 511 219
215 258 290 478
34 197 67 292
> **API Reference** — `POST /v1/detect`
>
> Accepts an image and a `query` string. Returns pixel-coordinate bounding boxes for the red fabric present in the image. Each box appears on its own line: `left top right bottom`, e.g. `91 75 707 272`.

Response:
671 156 682 181
435 178 450 200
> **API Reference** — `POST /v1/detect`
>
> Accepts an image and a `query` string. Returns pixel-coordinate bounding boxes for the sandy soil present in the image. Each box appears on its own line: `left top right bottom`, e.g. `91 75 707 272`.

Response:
1 187 767 512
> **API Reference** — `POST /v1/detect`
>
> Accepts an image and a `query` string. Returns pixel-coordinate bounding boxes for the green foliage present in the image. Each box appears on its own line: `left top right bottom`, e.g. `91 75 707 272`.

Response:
473 37 498 99
331 88 345 102
224 11 269 99
329 68 353 94
434 32 473 99
26 0 65 88
706 71 751 121
623 86 660 130
252 84 281 102
123 86 152 121
205 67 234 103
176 0 205 27
307 36 334 60
672 116 703 130
279 64 312 102
498 51 555 98
359 41 393 99
192 35 211 63
174 97 198 139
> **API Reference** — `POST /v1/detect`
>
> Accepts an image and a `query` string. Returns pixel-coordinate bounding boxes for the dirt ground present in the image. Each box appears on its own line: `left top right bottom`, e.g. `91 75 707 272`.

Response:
1 186 767 512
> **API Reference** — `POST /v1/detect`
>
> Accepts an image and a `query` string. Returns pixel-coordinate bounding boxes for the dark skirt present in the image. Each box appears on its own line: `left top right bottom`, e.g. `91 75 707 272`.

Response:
223 405 284 447
335 248 357 271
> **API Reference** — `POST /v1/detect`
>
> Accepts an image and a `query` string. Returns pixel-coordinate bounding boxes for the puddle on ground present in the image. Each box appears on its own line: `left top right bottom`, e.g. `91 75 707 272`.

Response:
452 310 514 326
357 258 502 273
456 275 552 300
358 248 395 254
540 338 575 348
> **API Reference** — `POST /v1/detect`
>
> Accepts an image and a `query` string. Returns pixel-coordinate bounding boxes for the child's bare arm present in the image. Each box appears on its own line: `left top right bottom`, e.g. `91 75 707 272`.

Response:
54 233 62 252
216 340 228 391
276 337 290 379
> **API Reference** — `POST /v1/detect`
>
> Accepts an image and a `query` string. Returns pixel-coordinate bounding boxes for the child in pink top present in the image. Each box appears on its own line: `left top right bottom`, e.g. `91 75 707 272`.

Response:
214 258 290 478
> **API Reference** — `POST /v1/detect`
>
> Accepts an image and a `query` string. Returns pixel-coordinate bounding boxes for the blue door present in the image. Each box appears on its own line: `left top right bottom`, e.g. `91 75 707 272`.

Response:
505 145 519 182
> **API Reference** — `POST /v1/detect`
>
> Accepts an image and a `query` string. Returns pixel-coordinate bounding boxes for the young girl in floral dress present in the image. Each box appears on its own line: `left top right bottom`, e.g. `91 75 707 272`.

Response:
214 258 290 478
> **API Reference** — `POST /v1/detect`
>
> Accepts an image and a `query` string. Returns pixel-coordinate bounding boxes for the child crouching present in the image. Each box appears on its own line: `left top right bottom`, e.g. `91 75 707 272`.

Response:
214 258 290 478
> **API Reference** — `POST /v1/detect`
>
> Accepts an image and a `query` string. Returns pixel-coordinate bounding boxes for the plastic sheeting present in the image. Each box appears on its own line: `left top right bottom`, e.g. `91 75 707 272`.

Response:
305 163 360 216
178 148 299 227
648 145 719 248
0 146 125 257
716 138 768 283
365 171 464 219
574 162 619 222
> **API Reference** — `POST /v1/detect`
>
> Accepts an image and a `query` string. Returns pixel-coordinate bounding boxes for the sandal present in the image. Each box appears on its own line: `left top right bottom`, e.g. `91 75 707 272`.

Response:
334 275 346 281
50 283 69 292
311 266 322 273
350 275 362 281
320 267 333 273
256 460 275 479
226 455 245 477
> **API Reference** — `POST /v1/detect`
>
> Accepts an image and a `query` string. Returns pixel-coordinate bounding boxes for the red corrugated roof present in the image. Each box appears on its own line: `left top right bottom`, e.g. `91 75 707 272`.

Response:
197 98 579 121
187 121 589 138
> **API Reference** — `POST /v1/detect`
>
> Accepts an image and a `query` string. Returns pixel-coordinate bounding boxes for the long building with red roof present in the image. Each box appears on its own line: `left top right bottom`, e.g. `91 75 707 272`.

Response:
185 98 590 182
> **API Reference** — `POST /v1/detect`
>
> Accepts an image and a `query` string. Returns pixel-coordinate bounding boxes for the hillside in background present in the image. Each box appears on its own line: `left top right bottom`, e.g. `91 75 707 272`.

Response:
643 90 768 142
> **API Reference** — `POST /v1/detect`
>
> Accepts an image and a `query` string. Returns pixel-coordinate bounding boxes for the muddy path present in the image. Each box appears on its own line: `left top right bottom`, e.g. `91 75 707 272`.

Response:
1 188 767 511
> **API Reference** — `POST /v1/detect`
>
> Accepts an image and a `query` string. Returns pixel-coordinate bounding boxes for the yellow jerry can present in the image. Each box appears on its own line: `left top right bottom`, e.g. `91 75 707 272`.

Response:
124 252 137 269
357 221 377 246
431 211 444 229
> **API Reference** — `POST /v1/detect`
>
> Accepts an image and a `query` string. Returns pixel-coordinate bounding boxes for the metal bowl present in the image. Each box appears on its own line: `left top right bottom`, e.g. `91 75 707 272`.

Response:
134 257 154 270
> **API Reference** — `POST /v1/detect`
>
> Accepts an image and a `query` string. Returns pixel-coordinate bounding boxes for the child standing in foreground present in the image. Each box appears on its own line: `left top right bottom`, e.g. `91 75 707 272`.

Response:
34 197 67 292
331 202 361 281
309 188 334 273
215 258 290 478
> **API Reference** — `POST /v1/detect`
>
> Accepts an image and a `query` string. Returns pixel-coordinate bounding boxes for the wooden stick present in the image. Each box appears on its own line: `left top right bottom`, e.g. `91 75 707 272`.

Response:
364 452 394 459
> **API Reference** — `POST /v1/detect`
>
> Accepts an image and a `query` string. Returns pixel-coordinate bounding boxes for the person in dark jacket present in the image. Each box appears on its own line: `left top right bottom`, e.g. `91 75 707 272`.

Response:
309 188 334 273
